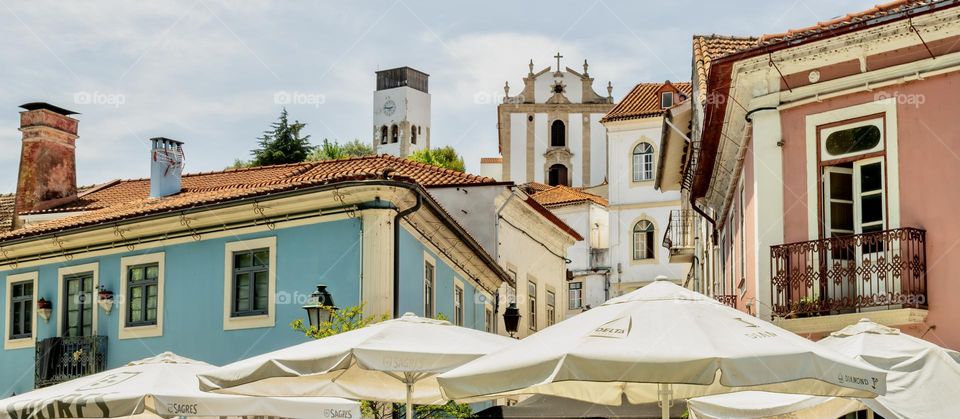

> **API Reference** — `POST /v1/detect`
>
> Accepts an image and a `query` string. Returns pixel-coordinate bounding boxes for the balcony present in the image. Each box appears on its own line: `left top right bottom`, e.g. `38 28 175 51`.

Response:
34 336 108 388
770 228 927 334
714 294 737 308
663 209 695 263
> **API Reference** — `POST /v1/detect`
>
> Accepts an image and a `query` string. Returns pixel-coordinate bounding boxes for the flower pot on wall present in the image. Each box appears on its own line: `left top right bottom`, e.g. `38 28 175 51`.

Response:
98 290 114 315
37 298 52 323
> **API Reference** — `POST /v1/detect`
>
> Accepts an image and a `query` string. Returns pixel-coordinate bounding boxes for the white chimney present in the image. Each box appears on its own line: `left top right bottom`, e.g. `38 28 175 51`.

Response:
149 137 184 198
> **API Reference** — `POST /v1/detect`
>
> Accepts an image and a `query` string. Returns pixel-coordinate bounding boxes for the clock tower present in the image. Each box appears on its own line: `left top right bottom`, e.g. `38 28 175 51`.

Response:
373 67 431 157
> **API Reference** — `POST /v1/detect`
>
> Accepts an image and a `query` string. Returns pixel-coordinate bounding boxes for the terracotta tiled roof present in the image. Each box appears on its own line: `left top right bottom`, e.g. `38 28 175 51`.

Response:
0 194 14 234
519 182 552 195
1 155 498 241
601 82 692 122
692 35 759 103
691 1 954 103
530 185 608 208
758 0 942 45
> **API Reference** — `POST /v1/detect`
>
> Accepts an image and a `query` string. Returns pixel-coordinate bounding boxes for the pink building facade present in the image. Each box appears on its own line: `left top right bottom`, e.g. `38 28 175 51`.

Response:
661 1 960 349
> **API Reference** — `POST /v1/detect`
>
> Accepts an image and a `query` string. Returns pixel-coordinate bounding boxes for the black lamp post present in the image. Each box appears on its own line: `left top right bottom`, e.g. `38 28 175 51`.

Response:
503 302 521 338
303 284 338 328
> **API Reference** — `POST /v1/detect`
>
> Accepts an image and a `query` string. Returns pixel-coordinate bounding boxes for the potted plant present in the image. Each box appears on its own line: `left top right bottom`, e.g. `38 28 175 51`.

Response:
37 298 52 322
98 287 114 314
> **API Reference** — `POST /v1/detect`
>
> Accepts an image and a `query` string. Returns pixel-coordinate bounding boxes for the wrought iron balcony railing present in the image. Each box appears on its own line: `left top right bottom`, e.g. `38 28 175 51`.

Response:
34 336 108 388
663 210 695 261
715 294 737 308
770 228 927 319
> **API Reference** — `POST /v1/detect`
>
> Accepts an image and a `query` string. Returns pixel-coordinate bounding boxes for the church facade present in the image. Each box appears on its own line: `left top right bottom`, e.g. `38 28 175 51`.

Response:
494 55 614 187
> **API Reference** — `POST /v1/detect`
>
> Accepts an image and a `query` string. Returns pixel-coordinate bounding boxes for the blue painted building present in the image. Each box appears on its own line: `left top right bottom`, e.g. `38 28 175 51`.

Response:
0 103 510 396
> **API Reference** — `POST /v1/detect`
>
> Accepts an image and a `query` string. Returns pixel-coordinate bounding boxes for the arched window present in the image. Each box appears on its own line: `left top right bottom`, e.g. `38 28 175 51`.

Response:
633 220 655 260
411 125 417 144
547 164 569 186
390 124 399 143
550 120 566 147
380 126 388 145
633 142 654 182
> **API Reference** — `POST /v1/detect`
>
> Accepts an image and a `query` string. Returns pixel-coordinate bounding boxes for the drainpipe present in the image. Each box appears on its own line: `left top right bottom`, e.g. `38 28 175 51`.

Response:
393 193 422 319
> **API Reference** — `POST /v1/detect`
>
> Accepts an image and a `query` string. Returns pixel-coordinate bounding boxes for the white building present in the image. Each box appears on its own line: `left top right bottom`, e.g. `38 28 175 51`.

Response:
600 82 693 294
429 184 580 337
523 183 610 316
488 55 614 187
372 67 431 157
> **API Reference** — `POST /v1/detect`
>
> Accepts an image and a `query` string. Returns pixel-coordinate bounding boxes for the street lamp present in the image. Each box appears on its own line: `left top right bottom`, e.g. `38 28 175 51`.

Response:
303 284 338 328
503 302 521 338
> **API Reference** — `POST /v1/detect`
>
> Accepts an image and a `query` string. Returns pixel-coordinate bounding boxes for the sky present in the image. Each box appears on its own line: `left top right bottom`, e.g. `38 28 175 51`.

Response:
0 0 880 192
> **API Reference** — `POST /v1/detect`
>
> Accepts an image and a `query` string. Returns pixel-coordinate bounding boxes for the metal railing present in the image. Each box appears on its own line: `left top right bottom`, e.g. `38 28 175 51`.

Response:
769 228 927 319
715 294 737 308
34 336 108 388
663 209 695 252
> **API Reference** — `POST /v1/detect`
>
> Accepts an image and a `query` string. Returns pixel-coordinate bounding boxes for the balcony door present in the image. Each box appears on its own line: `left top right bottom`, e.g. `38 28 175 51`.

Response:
822 158 888 309
63 273 94 337
823 159 886 238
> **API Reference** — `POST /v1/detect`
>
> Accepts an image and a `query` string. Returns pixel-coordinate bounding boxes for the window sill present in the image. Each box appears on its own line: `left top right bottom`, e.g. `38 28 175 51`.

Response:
118 324 163 340
629 258 658 266
224 313 275 331
4 336 34 350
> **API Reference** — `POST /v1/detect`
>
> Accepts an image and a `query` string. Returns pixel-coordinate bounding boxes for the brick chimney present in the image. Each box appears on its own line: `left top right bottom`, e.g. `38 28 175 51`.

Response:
14 102 80 218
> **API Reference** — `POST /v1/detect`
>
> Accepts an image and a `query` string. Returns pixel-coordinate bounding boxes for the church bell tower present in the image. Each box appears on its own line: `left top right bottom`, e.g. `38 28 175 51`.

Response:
372 67 431 157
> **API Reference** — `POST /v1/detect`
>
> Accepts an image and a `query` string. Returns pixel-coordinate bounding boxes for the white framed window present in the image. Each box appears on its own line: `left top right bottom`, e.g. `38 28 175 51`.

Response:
820 118 884 161
632 142 654 182
424 253 436 319
5 272 38 350
633 220 655 260
454 280 464 326
223 237 276 330
119 253 165 340
527 279 537 331
57 263 99 338
661 91 674 108
484 305 493 333
568 282 582 310
805 102 899 241
546 290 556 327
506 269 517 305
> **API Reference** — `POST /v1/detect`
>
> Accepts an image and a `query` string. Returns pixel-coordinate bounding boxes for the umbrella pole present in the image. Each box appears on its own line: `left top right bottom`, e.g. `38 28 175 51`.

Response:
406 381 414 419
658 383 672 419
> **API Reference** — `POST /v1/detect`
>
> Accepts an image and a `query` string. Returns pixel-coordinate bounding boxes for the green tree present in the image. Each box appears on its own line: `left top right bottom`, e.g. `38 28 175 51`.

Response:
227 158 253 170
408 146 466 172
307 139 374 161
291 305 473 418
250 108 313 166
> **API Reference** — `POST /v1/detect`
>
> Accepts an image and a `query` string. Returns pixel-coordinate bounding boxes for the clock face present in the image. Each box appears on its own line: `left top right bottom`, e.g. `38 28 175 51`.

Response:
383 99 396 116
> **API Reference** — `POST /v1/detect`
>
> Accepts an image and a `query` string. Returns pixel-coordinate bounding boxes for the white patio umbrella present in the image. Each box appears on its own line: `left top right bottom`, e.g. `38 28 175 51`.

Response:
687 318 960 419
437 280 886 419
0 352 359 419
198 312 516 419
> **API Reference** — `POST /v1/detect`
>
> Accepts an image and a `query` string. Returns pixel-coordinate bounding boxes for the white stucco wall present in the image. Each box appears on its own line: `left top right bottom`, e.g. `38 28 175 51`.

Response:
373 86 431 156
534 71 584 103
430 185 574 337
568 113 583 187
590 113 607 186
510 113 527 183
533 113 547 183
604 116 689 294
